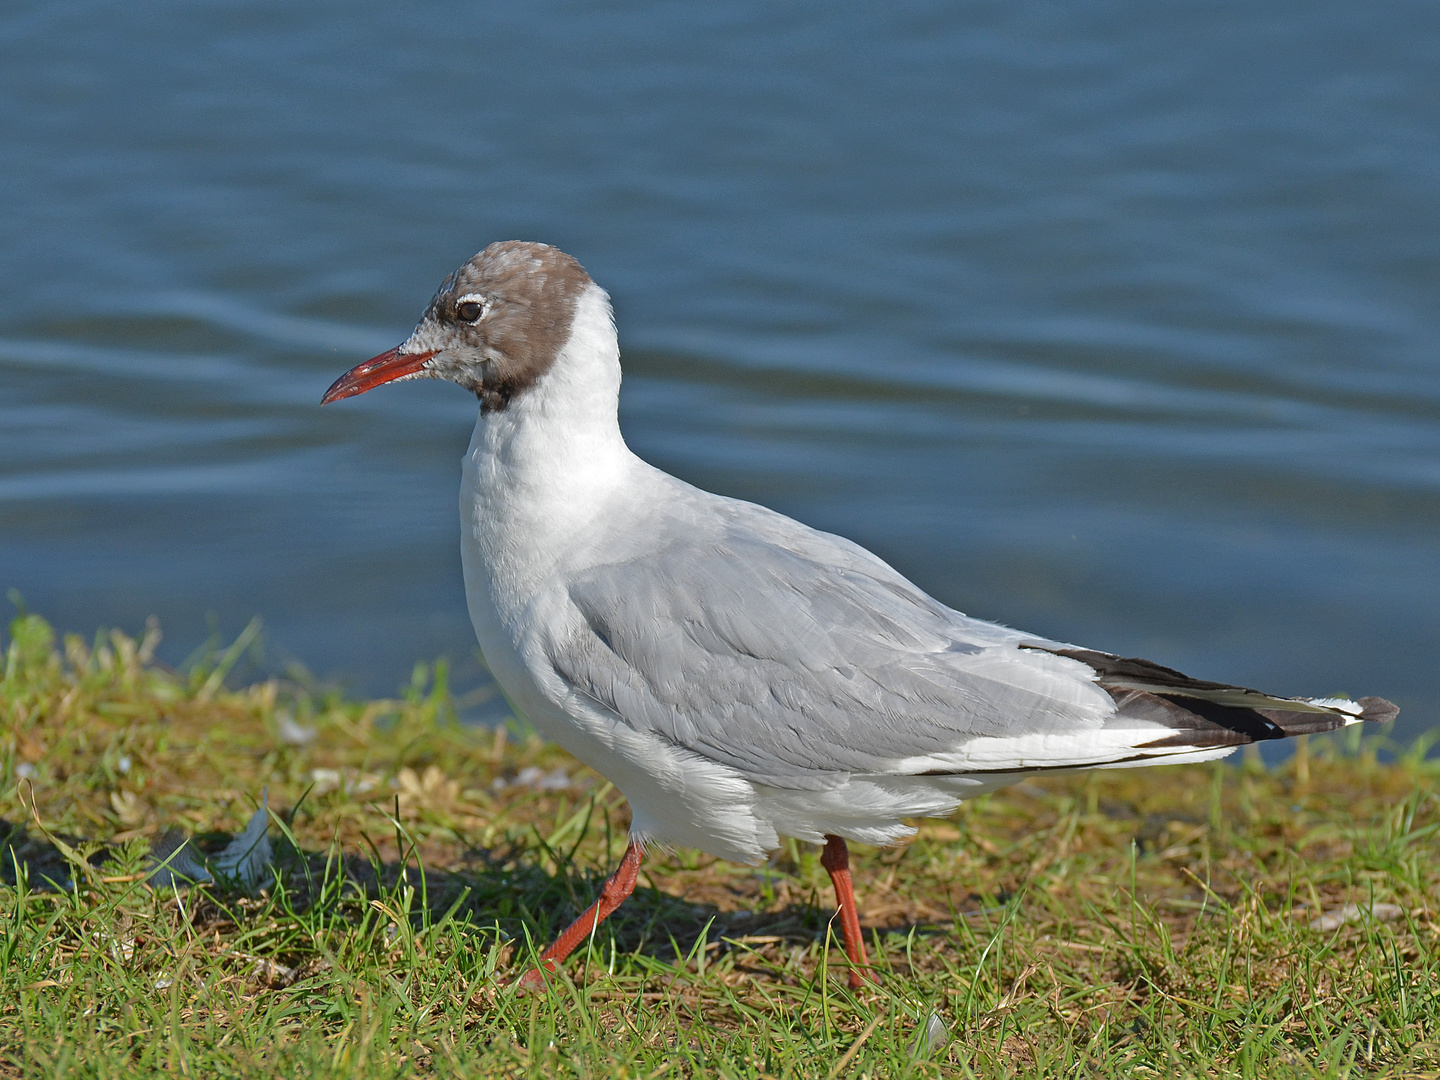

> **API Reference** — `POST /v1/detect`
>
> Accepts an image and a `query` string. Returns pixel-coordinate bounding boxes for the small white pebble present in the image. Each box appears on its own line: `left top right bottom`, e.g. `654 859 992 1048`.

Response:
15 762 36 780
154 976 174 990
117 756 132 774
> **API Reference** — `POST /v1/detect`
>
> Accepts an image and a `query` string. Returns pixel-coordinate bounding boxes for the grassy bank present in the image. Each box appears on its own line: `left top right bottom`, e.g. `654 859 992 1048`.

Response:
2 612 1438 1078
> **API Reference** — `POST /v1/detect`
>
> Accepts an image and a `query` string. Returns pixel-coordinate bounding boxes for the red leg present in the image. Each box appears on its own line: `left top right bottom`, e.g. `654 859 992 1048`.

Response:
516 840 644 991
821 835 877 989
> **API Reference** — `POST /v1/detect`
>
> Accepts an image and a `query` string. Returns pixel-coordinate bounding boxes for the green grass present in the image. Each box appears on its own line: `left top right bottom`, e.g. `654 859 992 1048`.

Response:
2 610 1438 1078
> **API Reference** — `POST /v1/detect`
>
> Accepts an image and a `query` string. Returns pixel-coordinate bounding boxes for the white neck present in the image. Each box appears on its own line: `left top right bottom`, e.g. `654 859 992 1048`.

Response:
462 283 638 570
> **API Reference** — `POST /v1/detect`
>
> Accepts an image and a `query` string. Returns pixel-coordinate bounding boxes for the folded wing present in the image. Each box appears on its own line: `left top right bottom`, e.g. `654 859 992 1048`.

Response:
545 497 1394 789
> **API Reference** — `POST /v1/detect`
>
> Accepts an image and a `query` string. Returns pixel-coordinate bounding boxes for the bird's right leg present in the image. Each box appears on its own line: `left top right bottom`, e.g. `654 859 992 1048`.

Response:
516 840 644 991
821 834 878 990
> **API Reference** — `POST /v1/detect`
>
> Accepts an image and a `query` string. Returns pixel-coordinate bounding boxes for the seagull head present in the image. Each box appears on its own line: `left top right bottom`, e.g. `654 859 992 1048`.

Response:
322 241 596 414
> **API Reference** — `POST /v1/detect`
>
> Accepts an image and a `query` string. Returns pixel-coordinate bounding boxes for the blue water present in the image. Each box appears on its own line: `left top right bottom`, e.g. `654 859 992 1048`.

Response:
3 2 1438 740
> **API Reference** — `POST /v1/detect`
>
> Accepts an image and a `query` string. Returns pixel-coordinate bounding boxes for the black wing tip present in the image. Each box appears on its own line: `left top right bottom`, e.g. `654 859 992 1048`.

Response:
1129 693 1377 751
1357 696 1400 724
1031 643 1403 748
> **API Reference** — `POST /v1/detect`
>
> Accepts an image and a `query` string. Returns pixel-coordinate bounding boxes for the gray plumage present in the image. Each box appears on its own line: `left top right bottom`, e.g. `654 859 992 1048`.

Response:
544 481 1380 791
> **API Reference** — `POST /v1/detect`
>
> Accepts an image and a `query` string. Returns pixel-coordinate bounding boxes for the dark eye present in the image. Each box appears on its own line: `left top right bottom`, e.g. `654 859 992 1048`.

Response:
456 300 484 322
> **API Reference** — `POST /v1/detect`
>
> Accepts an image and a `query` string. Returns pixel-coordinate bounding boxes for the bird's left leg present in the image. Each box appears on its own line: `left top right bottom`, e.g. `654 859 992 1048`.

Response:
516 839 644 991
821 834 878 989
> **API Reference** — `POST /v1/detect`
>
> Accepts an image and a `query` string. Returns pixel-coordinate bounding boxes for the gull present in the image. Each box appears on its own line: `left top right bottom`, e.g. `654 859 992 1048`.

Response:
323 242 1398 991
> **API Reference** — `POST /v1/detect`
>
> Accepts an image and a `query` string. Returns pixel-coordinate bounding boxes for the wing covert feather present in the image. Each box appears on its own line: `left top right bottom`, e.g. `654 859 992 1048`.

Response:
544 503 1113 787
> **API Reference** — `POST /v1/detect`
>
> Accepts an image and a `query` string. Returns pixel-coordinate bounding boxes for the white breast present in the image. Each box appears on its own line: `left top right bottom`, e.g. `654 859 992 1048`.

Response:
457 283 780 863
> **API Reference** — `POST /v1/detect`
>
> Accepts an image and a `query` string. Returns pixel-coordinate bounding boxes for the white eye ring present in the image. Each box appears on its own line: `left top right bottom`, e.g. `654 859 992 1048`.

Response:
455 293 488 322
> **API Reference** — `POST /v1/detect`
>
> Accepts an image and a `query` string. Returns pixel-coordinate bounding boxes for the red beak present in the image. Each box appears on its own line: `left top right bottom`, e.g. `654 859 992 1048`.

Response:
321 347 439 404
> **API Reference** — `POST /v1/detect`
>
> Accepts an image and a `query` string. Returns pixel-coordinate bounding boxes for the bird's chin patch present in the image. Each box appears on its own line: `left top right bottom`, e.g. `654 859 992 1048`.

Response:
434 363 489 401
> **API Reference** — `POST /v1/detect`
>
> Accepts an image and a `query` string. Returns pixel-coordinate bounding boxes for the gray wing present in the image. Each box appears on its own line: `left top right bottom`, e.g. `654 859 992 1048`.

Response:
545 496 1392 789
545 498 1114 787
